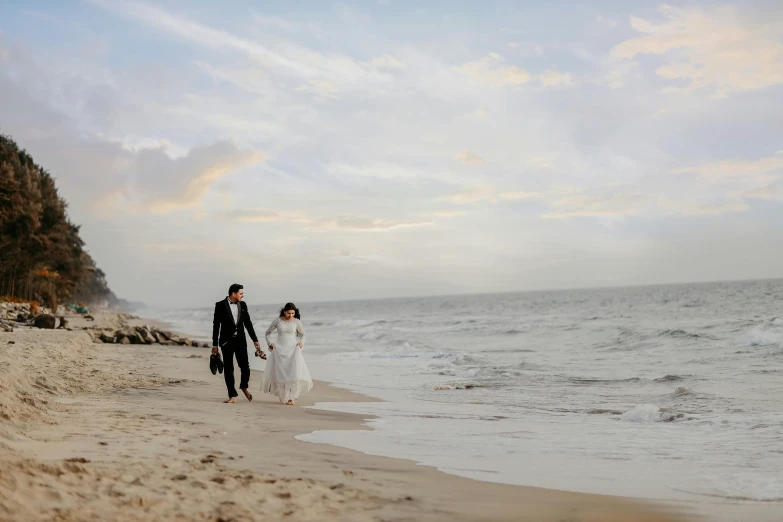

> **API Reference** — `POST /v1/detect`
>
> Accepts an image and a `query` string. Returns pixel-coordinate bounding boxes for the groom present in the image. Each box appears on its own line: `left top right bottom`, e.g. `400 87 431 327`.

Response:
212 284 265 403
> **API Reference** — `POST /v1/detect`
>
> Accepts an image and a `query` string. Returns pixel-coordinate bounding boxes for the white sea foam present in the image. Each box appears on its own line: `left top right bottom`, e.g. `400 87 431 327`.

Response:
742 323 783 347
619 404 683 422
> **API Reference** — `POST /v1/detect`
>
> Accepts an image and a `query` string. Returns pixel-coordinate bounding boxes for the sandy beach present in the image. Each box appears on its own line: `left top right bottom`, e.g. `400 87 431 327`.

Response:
0 314 733 521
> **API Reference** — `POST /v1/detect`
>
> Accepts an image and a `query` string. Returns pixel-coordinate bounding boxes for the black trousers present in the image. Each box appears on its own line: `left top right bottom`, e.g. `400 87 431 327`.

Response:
221 341 250 398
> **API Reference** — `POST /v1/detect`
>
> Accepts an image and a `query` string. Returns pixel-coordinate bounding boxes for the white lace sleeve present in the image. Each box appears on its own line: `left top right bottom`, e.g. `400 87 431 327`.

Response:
265 318 279 346
296 319 306 347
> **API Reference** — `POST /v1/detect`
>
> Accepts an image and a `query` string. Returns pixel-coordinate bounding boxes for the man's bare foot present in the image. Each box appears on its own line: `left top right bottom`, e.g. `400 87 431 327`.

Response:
224 397 237 403
242 388 252 401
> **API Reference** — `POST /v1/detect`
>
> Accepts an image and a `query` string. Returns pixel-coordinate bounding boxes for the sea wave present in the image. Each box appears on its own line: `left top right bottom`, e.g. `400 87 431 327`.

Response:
619 404 684 422
332 319 391 331
433 383 486 390
742 321 783 347
566 377 641 385
585 408 624 415
357 329 387 341
657 329 703 339
451 354 485 366
668 386 695 398
654 374 684 382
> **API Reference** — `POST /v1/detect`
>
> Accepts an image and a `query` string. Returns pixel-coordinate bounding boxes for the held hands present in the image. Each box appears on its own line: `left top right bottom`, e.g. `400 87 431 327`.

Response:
297 343 303 350
253 342 267 360
211 347 218 354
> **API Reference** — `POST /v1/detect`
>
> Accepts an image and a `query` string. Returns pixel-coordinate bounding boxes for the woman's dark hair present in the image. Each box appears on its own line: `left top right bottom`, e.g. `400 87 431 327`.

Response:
279 302 301 320
228 283 243 296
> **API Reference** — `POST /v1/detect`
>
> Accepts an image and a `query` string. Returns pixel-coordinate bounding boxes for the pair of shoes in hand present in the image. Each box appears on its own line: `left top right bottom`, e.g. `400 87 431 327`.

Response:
209 353 224 375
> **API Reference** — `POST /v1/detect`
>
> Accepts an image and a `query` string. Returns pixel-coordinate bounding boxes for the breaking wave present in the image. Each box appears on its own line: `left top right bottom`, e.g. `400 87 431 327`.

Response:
619 404 684 422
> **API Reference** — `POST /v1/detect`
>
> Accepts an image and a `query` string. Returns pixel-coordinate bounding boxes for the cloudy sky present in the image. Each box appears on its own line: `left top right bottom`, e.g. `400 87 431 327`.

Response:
1 1 782 307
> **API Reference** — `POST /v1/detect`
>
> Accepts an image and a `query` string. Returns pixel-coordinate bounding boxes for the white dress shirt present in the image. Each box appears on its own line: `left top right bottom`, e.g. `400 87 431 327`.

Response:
228 298 239 324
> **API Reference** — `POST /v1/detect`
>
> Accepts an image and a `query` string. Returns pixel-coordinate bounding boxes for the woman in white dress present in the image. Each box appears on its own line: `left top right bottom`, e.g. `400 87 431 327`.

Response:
257 302 313 405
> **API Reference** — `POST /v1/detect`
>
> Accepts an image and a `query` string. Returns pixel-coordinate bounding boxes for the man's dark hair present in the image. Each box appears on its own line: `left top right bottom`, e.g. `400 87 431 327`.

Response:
228 283 243 296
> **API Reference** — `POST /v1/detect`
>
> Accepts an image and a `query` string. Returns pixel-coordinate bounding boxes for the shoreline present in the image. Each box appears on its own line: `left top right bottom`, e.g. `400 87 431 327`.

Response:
94 309 781 521
0 318 701 521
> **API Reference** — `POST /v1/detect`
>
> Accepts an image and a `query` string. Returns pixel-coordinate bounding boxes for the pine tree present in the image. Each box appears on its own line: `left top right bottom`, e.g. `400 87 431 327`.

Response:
0 133 115 307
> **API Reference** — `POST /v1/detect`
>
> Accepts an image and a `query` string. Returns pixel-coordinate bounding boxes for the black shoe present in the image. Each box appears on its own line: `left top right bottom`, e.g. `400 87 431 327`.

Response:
210 353 222 375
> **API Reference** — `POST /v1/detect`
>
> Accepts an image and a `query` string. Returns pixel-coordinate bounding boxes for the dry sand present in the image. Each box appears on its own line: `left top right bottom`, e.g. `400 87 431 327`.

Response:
0 315 760 521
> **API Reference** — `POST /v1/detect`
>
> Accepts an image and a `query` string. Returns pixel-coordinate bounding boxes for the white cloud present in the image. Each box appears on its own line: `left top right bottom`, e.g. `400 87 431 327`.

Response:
431 210 466 218
541 188 759 220
252 14 299 33
364 54 406 70
90 0 395 97
674 201 749 215
127 141 265 212
316 216 432 232
539 69 573 87
529 156 551 168
455 150 485 166
233 209 305 223
460 53 574 89
741 184 783 201
612 5 783 97
542 192 646 219
458 53 531 87
497 191 546 201
439 186 496 204
670 153 783 182
89 0 312 75
230 209 432 232
326 163 422 181
441 186 578 205
326 250 383 265
297 79 340 100
602 60 638 90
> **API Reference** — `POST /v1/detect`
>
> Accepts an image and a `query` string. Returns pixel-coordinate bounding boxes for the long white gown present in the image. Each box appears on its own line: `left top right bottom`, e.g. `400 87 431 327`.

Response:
260 317 313 403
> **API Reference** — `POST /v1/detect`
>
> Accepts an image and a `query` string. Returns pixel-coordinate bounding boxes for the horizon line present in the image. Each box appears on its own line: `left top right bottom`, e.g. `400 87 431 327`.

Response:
136 275 783 310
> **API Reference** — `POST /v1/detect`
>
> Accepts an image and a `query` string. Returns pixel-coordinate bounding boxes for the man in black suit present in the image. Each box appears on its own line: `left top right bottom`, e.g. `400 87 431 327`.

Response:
212 283 265 403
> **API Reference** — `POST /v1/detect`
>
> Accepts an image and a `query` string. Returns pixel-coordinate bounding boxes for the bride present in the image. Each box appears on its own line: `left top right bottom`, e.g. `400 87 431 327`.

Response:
258 302 313 405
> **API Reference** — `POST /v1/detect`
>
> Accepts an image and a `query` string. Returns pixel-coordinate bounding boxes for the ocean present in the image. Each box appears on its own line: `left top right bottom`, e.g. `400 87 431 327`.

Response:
141 279 783 512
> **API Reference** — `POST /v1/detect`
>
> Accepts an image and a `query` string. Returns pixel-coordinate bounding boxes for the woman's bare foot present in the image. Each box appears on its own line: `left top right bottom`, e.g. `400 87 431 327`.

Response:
224 397 237 403
242 388 253 401
286 399 296 406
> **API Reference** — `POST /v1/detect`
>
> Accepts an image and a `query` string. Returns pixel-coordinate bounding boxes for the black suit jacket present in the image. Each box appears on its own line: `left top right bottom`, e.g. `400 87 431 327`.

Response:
212 298 259 349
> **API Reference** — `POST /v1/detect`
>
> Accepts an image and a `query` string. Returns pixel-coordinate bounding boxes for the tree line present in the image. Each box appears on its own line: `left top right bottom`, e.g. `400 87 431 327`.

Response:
0 133 116 309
